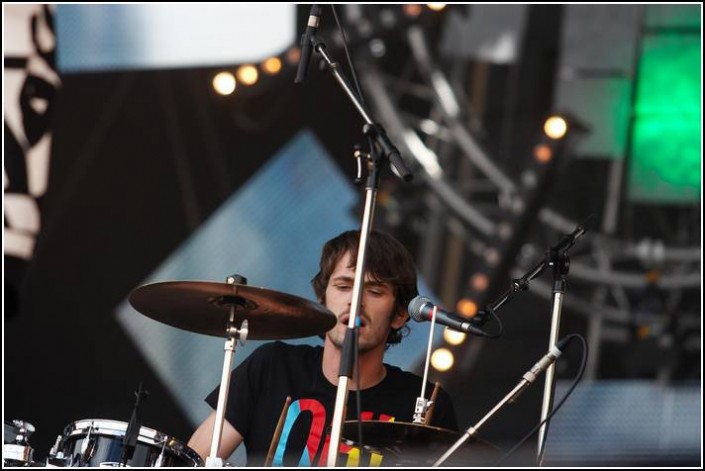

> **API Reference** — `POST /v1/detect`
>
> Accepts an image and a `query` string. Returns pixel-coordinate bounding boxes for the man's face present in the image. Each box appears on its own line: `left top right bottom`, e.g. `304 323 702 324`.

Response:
324 252 407 353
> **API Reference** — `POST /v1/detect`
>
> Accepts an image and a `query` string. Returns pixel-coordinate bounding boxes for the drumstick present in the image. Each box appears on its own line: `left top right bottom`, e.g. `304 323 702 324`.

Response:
424 382 441 425
264 396 292 467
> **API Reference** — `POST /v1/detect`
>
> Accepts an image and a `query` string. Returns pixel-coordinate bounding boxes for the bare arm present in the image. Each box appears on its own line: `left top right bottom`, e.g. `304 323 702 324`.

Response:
187 411 244 462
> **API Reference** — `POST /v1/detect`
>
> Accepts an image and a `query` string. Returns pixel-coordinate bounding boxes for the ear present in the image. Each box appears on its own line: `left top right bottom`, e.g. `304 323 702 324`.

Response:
390 309 409 329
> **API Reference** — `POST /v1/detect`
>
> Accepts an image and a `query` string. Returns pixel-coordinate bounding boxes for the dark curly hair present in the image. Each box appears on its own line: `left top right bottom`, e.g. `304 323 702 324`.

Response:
312 230 418 346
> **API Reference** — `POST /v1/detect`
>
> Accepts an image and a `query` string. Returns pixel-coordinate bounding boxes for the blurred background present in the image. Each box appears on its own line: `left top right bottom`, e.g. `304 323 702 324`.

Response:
4 3 701 467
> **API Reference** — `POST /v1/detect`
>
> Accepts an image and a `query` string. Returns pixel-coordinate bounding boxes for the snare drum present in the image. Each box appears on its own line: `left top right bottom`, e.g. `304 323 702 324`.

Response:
58 419 202 467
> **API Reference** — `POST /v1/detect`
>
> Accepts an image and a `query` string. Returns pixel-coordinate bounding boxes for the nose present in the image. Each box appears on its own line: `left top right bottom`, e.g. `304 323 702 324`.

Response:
347 294 364 308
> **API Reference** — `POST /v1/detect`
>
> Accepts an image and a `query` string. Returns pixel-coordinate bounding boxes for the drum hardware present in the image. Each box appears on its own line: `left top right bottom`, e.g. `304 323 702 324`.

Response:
120 382 149 466
3 420 36 467
153 436 169 467
5 420 35 444
76 421 96 465
3 444 35 465
128 276 336 467
46 435 67 467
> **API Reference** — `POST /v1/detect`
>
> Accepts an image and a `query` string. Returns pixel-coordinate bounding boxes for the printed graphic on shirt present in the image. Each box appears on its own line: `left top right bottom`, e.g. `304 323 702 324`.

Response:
271 398 391 467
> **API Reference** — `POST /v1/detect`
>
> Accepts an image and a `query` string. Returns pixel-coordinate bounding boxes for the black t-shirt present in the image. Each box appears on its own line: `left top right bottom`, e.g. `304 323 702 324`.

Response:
206 342 458 466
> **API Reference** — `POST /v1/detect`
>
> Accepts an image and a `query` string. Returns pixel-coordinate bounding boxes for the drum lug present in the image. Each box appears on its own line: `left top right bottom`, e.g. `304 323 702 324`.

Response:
46 434 67 466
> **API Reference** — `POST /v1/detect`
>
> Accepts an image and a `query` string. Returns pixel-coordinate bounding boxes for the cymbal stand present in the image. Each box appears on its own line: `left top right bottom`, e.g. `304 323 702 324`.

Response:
413 306 439 424
206 276 249 468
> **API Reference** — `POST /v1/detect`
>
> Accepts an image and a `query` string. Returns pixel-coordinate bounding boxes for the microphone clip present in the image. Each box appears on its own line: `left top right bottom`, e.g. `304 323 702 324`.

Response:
412 397 432 424
295 4 324 84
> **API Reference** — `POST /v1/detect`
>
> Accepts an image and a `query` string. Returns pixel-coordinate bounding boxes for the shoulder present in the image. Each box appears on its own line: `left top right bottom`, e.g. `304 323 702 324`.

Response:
384 363 424 387
253 341 318 353
248 341 322 364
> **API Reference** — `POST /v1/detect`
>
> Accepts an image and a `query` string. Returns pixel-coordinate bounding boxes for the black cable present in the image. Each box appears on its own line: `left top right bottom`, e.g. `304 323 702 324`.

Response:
354 319 364 457
493 333 588 466
479 306 504 339
331 5 379 175
331 5 368 107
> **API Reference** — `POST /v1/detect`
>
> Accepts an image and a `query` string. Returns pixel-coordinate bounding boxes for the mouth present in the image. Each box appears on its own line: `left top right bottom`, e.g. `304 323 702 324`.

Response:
339 314 367 328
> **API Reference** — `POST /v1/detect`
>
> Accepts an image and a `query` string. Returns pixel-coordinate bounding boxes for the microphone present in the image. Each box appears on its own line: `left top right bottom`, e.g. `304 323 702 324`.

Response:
408 296 488 337
295 4 323 84
552 215 595 253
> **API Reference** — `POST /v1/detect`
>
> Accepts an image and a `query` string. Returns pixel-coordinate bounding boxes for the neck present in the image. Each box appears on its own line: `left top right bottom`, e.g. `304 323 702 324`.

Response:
322 337 387 390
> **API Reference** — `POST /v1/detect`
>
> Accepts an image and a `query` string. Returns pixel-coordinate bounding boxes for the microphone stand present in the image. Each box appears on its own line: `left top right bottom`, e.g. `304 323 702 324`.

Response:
480 218 591 465
300 32 412 467
535 247 569 465
310 34 412 182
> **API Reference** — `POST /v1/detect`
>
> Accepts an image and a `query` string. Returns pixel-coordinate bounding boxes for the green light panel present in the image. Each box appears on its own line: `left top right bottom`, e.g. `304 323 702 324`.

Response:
628 34 701 203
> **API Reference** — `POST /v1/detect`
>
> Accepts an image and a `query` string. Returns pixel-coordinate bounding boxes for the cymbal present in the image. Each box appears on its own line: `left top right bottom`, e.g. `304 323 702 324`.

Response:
128 281 336 340
343 420 459 446
342 420 497 466
4 419 35 444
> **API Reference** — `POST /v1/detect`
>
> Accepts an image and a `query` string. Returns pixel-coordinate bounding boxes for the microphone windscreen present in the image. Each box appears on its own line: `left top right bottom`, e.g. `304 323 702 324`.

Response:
408 295 431 322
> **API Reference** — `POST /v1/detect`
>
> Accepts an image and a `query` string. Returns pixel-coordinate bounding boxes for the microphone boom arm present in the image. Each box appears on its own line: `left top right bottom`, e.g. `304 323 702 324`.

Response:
484 216 594 318
312 36 413 182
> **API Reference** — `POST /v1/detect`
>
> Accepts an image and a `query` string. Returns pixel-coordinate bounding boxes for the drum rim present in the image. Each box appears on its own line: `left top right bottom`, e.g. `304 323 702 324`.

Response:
61 418 203 466
3 443 34 462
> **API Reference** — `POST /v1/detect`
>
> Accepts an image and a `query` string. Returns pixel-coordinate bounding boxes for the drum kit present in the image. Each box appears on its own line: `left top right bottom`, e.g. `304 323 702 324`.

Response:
4 280 496 467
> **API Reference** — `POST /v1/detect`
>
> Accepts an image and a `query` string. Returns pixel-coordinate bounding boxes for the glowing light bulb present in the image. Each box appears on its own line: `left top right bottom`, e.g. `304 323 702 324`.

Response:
427 4 447 12
236 65 259 86
212 72 236 95
544 116 568 139
431 348 454 371
262 57 282 75
443 328 466 346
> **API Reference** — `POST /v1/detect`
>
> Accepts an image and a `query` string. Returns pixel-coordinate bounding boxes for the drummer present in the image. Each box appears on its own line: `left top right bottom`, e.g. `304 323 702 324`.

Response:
187 230 458 466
